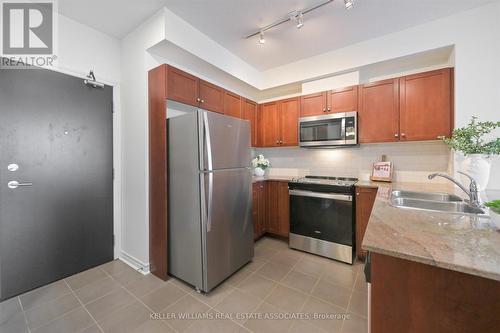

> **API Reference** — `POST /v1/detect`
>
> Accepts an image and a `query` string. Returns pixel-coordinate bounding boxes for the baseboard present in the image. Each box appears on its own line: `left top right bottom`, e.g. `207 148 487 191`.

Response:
119 251 150 275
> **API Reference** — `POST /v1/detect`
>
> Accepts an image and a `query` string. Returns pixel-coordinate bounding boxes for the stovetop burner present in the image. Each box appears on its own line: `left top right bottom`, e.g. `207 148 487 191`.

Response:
292 175 358 187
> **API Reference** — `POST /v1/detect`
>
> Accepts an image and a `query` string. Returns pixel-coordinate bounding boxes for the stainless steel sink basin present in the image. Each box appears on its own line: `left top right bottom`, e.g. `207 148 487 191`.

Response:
390 190 487 217
391 190 463 202
391 197 486 216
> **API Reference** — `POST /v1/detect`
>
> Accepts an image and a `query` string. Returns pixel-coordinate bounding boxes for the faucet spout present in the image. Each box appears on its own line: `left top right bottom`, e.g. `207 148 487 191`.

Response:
427 172 481 206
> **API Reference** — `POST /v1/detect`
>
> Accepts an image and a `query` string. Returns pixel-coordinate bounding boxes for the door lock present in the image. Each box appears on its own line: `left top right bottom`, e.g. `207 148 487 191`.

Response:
7 163 19 172
8 181 33 189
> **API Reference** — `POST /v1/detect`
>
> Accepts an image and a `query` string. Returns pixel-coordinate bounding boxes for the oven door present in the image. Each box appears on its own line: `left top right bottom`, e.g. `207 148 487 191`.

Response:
289 190 353 246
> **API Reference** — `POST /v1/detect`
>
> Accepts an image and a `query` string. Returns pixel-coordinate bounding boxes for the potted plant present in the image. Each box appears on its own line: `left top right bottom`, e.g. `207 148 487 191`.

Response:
442 116 500 190
251 154 270 177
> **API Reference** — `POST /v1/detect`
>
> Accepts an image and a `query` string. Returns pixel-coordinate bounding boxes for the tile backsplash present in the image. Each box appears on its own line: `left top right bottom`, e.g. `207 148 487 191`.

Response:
255 141 452 183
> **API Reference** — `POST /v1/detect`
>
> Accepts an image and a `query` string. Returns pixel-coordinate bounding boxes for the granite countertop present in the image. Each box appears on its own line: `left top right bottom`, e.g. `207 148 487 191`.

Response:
252 175 295 183
361 181 500 281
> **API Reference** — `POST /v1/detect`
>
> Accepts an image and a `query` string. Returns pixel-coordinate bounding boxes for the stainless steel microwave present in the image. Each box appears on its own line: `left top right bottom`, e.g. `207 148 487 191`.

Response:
299 111 358 147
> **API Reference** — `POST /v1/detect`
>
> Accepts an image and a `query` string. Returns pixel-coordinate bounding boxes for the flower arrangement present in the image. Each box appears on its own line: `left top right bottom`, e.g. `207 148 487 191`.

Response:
442 116 500 155
251 154 270 170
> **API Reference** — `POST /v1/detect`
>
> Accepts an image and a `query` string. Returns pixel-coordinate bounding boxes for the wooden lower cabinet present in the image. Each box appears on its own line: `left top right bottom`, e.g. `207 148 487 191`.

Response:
265 181 290 238
252 180 289 240
371 253 500 333
355 186 378 260
252 182 266 240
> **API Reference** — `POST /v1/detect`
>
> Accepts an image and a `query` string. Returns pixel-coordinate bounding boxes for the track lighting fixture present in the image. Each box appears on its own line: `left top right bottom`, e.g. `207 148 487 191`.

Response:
296 13 304 29
246 0 356 44
258 31 265 44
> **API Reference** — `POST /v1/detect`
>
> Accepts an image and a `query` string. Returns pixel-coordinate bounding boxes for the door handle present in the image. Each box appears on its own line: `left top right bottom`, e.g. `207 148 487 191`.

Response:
8 181 33 189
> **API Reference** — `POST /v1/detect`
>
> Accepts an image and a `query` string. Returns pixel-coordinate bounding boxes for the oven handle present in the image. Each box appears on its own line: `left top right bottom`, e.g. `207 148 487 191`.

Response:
289 189 352 201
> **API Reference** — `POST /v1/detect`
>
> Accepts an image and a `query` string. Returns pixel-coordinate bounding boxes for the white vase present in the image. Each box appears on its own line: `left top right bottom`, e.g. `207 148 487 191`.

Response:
459 154 491 191
254 167 265 177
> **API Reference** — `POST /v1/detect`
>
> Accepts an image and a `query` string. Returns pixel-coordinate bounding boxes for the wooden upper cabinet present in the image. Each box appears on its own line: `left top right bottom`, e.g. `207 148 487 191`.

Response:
399 68 452 141
300 92 327 117
329 85 358 113
280 97 300 146
199 80 224 113
224 91 242 118
166 66 199 106
359 78 400 143
242 99 258 147
260 101 281 147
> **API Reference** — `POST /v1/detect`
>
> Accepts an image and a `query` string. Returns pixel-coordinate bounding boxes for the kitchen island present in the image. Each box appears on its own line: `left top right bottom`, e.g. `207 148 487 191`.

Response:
360 181 500 333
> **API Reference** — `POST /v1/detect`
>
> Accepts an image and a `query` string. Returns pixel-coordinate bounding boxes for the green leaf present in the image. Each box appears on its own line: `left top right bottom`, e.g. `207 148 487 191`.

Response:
442 116 500 155
485 200 500 214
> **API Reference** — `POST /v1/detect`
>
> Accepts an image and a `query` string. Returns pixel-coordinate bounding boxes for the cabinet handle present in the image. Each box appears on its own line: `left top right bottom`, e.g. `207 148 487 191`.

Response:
323 108 326 112
276 140 279 144
437 135 446 140
196 97 201 102
201 99 205 103
279 140 283 144
401 133 406 137
394 133 399 138
327 107 331 112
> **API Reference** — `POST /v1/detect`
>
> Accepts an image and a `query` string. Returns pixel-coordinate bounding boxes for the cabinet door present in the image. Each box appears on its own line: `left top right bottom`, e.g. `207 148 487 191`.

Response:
260 102 281 147
300 92 327 117
265 181 280 235
199 80 224 113
166 66 199 106
328 85 358 113
257 182 266 238
355 187 378 260
277 182 290 237
252 183 260 240
359 79 400 143
224 91 242 118
242 99 258 147
279 97 300 146
399 68 452 141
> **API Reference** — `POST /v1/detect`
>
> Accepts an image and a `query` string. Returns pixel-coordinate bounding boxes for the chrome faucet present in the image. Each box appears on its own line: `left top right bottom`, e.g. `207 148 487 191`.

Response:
428 171 481 206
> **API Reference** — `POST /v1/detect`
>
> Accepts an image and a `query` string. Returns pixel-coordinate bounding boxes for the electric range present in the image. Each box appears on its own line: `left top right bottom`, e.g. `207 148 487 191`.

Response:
288 176 358 264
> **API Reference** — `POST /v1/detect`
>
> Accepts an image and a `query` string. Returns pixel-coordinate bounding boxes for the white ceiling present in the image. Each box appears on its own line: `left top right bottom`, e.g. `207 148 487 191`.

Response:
59 0 494 70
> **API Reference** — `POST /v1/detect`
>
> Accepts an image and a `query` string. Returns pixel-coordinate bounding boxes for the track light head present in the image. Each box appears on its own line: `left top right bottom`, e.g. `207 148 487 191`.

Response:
344 0 354 10
258 31 265 44
296 13 304 29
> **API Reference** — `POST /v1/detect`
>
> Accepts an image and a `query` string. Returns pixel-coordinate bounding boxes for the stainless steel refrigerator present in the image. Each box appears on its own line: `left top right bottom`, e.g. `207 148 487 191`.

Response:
167 106 254 292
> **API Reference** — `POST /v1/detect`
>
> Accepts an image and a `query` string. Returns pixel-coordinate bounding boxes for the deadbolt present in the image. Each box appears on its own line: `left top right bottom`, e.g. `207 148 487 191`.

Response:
7 164 19 172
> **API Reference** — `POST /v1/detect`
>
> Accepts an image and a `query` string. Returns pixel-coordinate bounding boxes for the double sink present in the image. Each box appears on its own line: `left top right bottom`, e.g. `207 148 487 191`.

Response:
390 190 487 216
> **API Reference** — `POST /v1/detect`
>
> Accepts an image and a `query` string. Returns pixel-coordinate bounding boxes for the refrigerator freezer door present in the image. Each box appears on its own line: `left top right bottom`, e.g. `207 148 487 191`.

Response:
201 168 254 291
201 111 251 170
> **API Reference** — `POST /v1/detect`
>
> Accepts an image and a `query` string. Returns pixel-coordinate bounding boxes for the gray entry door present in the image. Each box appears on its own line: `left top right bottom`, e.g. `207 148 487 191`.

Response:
0 67 114 301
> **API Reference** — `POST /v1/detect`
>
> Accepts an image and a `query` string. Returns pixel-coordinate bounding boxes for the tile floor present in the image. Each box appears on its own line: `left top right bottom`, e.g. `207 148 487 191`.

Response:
0 237 368 333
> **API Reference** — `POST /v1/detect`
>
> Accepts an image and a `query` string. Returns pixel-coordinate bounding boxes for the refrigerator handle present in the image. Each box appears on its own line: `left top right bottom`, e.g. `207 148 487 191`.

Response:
203 112 214 232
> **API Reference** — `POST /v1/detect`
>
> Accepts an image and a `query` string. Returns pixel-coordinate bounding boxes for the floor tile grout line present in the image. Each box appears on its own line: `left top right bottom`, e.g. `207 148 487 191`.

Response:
63 279 105 333
239 249 303 331
21 288 88 332
111 275 182 333
17 296 32 333
18 281 74 313
295 254 346 333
